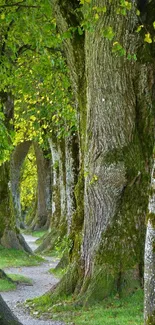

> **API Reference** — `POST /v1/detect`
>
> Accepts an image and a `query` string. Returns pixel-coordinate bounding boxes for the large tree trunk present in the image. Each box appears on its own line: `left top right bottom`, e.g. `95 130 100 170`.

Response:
10 141 31 227
65 132 79 234
0 295 23 325
51 0 155 304
48 136 61 228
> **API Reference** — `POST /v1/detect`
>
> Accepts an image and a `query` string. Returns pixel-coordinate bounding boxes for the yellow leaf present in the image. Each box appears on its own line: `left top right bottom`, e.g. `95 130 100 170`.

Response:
136 25 144 33
95 13 99 20
144 33 152 44
1 13 5 20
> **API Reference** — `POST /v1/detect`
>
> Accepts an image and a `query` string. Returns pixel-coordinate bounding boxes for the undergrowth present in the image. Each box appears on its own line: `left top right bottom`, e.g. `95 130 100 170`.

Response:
26 288 143 325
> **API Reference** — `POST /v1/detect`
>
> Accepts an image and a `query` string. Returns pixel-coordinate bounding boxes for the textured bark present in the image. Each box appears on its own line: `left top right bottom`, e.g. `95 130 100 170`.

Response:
32 142 51 230
48 136 61 227
144 161 155 324
79 3 154 301
65 133 79 234
0 295 23 325
0 163 11 239
58 139 67 222
10 141 31 227
0 94 32 252
51 0 155 304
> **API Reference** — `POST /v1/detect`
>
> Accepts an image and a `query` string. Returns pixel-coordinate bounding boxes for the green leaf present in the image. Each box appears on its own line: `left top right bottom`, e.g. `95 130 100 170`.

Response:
136 25 144 33
78 26 83 35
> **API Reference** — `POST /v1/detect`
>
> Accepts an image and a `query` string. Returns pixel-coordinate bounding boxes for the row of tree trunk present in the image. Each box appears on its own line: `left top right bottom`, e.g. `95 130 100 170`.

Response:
0 1 155 324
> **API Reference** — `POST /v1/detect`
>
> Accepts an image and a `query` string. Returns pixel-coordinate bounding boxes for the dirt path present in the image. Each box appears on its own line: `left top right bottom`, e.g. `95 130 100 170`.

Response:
1 234 65 325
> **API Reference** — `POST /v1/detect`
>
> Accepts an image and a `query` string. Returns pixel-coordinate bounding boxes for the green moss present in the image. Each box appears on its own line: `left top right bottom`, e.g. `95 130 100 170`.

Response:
146 212 155 228
146 312 155 325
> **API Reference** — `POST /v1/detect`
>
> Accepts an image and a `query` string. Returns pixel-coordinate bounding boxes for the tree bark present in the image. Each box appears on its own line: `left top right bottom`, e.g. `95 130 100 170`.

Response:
32 142 51 230
52 0 155 304
10 141 32 227
0 295 23 325
65 133 79 234
48 136 61 227
0 94 32 252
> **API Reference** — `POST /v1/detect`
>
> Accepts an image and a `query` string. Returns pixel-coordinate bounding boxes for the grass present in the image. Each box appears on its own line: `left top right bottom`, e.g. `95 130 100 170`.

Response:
0 273 32 292
31 231 47 238
22 229 47 238
0 245 44 269
70 290 144 325
27 289 144 325
49 267 66 278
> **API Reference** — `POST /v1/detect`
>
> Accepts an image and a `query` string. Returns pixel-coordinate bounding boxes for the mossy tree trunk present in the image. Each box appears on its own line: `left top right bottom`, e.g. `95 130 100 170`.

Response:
51 0 155 304
48 136 61 228
31 142 51 230
66 132 79 234
0 94 32 253
36 136 67 254
58 138 67 225
10 141 32 228
0 163 11 241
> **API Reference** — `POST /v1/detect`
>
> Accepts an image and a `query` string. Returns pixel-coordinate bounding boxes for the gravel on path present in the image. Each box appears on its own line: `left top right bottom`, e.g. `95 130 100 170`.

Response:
1 234 65 325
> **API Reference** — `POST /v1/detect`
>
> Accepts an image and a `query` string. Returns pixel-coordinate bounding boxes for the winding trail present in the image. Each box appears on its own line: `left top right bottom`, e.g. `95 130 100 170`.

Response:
1 235 65 325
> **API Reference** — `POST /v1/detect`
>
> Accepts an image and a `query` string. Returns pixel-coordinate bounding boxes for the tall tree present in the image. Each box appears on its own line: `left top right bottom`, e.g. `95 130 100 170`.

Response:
48 0 155 307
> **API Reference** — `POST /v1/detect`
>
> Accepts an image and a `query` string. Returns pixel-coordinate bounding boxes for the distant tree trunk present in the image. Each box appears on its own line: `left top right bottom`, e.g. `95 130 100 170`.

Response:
0 94 32 253
48 136 61 228
58 138 67 224
10 141 32 227
52 0 155 304
0 295 23 325
32 142 51 230
65 133 79 234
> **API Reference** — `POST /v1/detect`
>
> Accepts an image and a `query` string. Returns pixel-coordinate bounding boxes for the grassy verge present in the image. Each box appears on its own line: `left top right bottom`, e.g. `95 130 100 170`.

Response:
31 231 47 238
22 230 47 238
0 245 44 269
0 273 32 292
49 267 66 279
27 289 143 325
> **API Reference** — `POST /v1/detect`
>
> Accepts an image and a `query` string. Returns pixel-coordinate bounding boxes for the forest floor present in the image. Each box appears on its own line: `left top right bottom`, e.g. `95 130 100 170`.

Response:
1 234 65 325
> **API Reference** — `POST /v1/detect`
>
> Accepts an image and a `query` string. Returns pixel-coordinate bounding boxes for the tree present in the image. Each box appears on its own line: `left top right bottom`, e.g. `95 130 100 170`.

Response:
44 0 155 308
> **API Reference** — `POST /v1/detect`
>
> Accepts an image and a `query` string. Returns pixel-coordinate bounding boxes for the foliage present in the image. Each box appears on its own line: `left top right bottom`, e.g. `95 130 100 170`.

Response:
0 112 13 164
20 145 37 215
0 0 77 163
77 0 155 58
